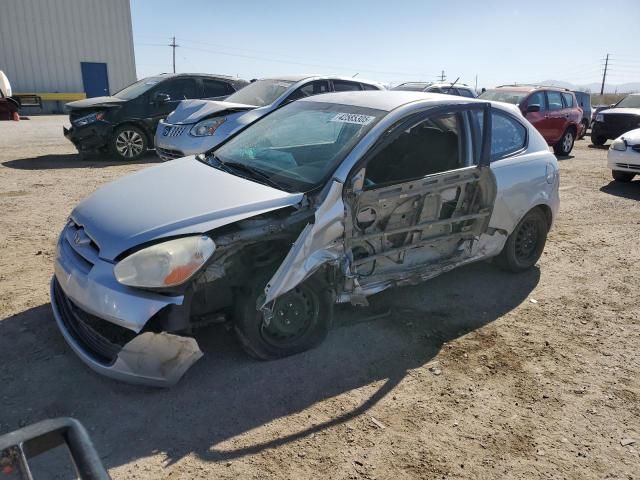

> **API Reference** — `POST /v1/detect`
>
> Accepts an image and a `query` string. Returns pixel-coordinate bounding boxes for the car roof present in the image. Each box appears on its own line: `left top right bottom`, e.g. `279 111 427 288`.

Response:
493 84 572 93
152 73 240 81
300 90 489 112
259 74 383 88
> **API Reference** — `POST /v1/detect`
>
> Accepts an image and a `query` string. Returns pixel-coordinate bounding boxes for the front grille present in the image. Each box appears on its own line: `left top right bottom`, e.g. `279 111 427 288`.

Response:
63 221 99 267
53 279 136 364
156 147 185 160
604 114 640 134
615 162 640 171
162 125 187 137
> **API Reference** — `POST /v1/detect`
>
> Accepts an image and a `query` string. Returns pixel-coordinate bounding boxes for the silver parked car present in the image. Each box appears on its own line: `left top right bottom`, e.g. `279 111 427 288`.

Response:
154 74 384 160
51 91 559 386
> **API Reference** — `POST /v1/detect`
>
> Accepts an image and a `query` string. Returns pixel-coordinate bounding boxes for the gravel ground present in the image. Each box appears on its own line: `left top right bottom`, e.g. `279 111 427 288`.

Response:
0 115 638 479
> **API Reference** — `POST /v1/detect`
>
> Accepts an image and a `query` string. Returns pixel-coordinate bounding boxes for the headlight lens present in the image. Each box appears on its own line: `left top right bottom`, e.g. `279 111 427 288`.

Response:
595 113 604 122
114 236 215 288
611 138 627 151
73 111 105 127
190 117 226 137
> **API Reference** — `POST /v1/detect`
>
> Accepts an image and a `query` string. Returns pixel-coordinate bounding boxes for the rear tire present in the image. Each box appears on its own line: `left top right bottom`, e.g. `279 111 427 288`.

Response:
612 170 635 182
234 272 333 360
590 132 607 146
553 128 575 156
110 125 147 161
496 208 548 273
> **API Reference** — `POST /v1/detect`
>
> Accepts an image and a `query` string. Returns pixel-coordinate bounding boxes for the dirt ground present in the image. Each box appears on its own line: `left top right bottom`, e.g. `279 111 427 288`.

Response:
0 116 638 479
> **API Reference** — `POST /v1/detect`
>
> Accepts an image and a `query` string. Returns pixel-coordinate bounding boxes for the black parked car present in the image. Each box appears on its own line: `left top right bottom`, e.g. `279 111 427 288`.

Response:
573 91 591 139
64 73 248 160
591 93 640 146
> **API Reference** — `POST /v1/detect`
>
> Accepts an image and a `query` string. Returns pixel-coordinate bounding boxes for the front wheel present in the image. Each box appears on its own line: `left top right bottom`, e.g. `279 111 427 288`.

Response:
590 132 607 146
110 125 147 160
612 170 635 182
234 273 333 360
496 208 548 273
553 128 575 156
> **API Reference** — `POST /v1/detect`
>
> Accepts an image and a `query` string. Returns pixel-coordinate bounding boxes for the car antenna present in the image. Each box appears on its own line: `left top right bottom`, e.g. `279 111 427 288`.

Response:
450 76 460 87
352 73 359 78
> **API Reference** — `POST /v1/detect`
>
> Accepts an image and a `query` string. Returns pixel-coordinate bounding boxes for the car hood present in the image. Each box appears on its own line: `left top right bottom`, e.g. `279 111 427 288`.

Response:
166 99 257 125
600 107 640 116
71 156 303 260
619 128 640 143
65 96 125 111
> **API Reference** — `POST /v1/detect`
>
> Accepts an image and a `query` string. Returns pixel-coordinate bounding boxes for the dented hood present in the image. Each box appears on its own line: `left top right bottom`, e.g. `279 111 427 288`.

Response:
65 96 125 111
72 156 303 260
165 99 257 124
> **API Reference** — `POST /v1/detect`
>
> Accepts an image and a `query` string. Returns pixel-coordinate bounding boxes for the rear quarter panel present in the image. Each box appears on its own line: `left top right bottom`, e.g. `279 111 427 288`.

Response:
488 127 559 234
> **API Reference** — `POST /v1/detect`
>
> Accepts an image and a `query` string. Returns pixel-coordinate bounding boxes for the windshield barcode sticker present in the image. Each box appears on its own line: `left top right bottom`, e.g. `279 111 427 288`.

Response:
330 113 375 125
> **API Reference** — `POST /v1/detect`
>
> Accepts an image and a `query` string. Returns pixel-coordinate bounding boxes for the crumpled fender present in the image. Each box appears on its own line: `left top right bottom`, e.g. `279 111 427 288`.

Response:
262 181 345 307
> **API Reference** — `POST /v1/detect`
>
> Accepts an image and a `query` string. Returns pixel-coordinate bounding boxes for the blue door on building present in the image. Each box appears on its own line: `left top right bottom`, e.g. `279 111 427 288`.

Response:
81 62 109 98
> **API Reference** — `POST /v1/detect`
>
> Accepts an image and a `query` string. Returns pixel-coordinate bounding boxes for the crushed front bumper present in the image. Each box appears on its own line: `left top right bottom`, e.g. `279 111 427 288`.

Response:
50 226 203 386
154 120 219 160
63 123 111 153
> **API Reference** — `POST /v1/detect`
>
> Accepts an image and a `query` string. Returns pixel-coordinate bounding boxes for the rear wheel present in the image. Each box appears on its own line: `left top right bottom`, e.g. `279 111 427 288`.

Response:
553 128 575 156
234 273 333 360
590 131 607 146
110 125 147 160
612 170 635 182
496 208 548 273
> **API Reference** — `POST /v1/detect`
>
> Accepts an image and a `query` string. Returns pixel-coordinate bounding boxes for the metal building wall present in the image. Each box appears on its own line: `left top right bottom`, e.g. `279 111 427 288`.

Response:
0 0 136 107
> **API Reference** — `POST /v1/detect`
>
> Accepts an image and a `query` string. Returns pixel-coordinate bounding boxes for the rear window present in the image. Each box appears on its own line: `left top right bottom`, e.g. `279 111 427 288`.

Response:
392 83 429 92
225 79 294 107
479 89 529 105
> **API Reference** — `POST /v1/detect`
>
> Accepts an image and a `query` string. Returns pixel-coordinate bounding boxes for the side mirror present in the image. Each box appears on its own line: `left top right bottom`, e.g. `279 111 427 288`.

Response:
526 104 541 113
154 92 170 103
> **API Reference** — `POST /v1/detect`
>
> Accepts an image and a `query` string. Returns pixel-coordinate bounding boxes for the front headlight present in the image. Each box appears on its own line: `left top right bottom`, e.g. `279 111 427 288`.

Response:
114 236 216 288
190 117 226 137
611 138 627 151
595 113 604 122
73 111 105 127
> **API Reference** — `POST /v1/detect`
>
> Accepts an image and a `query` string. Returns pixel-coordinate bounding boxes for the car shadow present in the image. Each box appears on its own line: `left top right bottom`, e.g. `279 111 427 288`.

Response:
600 180 640 200
1 152 163 170
0 262 539 469
554 153 575 161
588 144 609 150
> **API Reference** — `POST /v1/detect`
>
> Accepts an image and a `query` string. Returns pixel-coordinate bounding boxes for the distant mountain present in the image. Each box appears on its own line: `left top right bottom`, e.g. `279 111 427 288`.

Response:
537 80 640 94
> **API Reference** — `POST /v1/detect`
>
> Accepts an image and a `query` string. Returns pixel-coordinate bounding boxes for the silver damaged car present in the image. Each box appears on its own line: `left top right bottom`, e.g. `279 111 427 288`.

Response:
51 91 560 386
154 74 384 160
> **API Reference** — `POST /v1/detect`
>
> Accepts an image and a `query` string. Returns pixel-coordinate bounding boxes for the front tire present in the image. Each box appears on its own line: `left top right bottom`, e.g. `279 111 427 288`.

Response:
496 208 548 273
234 273 333 360
590 131 607 146
110 125 147 160
612 170 635 182
553 128 575 156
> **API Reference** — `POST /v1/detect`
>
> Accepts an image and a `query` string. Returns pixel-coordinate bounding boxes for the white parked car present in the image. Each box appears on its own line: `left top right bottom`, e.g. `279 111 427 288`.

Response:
607 128 640 182
51 91 559 386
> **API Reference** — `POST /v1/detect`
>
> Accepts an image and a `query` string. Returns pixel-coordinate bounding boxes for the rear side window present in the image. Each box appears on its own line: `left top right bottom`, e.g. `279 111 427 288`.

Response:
333 80 362 92
562 93 574 108
202 79 234 98
546 91 563 111
476 111 527 161
458 88 474 98
361 83 379 91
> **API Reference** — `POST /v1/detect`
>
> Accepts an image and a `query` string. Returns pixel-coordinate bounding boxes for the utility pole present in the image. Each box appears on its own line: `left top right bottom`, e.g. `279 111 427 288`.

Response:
475 74 478 92
600 53 609 95
169 36 180 73
439 70 446 82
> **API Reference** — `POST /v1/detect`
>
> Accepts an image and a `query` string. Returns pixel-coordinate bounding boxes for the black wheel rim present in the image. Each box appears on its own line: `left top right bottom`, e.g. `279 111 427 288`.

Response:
514 219 539 262
261 286 319 347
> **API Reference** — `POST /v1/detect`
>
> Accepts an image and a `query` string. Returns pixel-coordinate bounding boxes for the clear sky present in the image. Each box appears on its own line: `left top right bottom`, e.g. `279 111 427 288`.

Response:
131 0 640 89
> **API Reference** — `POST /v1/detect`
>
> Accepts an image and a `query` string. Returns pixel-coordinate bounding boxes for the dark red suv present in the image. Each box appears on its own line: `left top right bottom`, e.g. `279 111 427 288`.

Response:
480 85 582 155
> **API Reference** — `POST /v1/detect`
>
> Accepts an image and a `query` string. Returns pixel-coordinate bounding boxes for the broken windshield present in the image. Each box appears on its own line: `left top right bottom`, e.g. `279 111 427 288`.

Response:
209 101 385 192
225 79 295 107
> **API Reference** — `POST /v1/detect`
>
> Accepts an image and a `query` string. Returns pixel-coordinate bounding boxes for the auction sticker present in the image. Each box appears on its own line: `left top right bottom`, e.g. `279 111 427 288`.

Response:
330 113 376 125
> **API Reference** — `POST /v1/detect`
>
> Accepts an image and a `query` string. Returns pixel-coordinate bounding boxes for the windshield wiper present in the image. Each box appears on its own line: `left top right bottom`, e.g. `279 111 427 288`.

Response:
222 161 283 190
